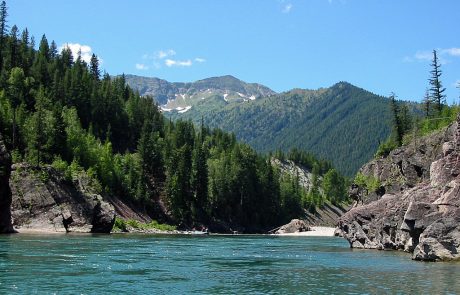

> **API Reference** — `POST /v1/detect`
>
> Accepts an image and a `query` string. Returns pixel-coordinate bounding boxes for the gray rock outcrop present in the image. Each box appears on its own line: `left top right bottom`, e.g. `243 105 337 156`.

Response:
10 164 115 233
337 118 460 261
275 219 310 234
0 134 14 233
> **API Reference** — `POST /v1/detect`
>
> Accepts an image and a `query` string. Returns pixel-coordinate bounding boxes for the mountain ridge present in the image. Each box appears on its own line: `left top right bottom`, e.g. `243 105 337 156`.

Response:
126 75 395 176
124 74 276 107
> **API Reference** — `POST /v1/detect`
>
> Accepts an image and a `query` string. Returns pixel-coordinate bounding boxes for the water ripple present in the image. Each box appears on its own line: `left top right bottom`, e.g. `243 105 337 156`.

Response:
0 234 459 294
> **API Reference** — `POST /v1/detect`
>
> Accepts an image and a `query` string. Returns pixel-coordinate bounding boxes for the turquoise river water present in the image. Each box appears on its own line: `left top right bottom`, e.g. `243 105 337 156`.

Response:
0 234 459 294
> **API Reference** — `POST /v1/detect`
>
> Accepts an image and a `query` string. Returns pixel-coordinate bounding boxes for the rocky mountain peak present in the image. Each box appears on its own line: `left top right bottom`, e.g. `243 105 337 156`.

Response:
124 74 276 107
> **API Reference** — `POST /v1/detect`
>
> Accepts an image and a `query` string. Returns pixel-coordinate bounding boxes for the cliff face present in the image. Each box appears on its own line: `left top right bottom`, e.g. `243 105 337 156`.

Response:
10 164 115 233
271 158 348 227
0 134 14 233
337 120 460 261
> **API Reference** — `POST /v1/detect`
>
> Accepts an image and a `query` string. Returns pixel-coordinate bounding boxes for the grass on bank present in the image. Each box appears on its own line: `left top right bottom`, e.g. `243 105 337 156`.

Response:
113 217 177 232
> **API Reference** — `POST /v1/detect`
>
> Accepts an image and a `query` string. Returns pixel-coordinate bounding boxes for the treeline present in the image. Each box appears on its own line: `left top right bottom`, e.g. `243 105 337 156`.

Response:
376 50 459 157
0 2 348 231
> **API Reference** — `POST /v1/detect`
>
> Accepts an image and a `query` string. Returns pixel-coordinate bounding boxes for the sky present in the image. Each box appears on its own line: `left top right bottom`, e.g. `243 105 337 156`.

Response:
7 0 460 103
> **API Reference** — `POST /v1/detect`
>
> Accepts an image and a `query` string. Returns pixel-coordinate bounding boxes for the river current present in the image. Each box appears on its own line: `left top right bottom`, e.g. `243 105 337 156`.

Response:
0 234 459 294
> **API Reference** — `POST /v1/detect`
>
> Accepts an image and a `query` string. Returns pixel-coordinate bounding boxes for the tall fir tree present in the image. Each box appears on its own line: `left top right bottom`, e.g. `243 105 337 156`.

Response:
429 49 446 114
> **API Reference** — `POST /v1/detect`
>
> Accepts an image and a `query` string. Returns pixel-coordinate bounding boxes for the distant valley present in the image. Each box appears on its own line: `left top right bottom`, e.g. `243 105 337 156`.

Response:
125 74 394 176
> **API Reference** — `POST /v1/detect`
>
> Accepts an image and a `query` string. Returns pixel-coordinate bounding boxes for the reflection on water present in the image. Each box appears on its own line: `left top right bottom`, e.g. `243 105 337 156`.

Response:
0 234 459 294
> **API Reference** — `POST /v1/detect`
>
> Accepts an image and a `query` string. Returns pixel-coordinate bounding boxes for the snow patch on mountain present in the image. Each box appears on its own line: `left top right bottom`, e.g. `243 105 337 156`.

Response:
178 106 192 113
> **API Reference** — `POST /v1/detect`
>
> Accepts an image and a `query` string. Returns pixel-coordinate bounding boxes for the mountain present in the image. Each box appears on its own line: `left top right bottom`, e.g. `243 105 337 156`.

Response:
124 74 276 107
127 75 393 176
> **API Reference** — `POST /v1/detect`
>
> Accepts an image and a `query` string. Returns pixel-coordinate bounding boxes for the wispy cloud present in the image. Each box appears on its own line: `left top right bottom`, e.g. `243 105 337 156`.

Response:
282 3 293 13
165 59 192 67
414 50 432 61
404 47 460 64
135 63 149 70
156 49 176 59
137 49 205 69
442 48 460 57
58 43 96 64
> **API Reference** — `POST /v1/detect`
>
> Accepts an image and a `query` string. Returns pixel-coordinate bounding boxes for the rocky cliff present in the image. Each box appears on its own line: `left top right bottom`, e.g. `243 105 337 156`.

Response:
272 158 348 226
337 118 460 261
0 134 14 233
10 164 115 233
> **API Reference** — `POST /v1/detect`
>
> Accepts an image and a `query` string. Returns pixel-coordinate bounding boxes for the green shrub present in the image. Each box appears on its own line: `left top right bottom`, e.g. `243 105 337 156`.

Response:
113 217 128 232
375 139 398 158
354 172 380 193
112 218 177 232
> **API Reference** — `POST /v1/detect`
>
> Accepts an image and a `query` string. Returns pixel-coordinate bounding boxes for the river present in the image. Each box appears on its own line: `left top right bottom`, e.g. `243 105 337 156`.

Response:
0 234 459 294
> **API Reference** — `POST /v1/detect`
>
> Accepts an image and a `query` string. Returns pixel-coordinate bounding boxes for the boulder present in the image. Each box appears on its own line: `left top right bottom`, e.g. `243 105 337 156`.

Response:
413 216 460 261
276 219 310 234
10 164 115 233
0 134 14 233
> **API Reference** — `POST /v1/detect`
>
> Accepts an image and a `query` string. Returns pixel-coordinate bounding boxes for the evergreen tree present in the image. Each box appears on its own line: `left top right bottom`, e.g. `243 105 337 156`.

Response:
0 0 8 69
89 53 100 81
7 67 25 149
429 49 446 114
322 168 345 204
389 93 403 145
422 89 431 117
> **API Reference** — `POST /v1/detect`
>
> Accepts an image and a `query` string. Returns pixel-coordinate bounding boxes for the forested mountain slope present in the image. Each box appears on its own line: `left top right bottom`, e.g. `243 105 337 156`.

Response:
152 81 394 176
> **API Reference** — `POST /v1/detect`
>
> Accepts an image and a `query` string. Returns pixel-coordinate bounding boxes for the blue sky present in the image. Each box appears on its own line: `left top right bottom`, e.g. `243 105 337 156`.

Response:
8 0 460 103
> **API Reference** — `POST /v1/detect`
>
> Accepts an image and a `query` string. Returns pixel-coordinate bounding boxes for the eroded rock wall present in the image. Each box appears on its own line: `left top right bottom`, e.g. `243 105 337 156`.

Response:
337 119 460 261
10 164 115 233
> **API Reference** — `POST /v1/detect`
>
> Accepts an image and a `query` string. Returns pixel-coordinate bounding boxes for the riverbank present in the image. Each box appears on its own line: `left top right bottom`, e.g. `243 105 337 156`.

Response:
13 226 337 236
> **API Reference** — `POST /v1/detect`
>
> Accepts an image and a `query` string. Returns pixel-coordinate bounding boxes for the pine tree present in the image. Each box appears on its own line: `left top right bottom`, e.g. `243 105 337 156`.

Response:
7 67 25 149
89 53 100 81
390 93 403 145
429 49 446 114
422 89 431 117
0 0 8 69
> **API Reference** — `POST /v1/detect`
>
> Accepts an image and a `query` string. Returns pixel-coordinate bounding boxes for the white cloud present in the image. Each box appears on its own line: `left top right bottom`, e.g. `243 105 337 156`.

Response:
402 56 413 63
406 47 460 63
138 49 204 69
282 3 293 13
165 59 192 67
59 43 94 64
442 48 460 57
135 63 149 70
156 49 176 59
414 50 432 61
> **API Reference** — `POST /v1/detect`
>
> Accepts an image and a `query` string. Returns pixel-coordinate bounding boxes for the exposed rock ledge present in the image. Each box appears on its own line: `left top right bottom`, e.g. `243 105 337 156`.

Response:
337 120 460 261
10 164 115 233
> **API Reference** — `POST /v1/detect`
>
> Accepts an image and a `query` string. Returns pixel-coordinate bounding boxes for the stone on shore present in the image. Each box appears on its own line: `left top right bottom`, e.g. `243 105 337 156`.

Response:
276 219 310 234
